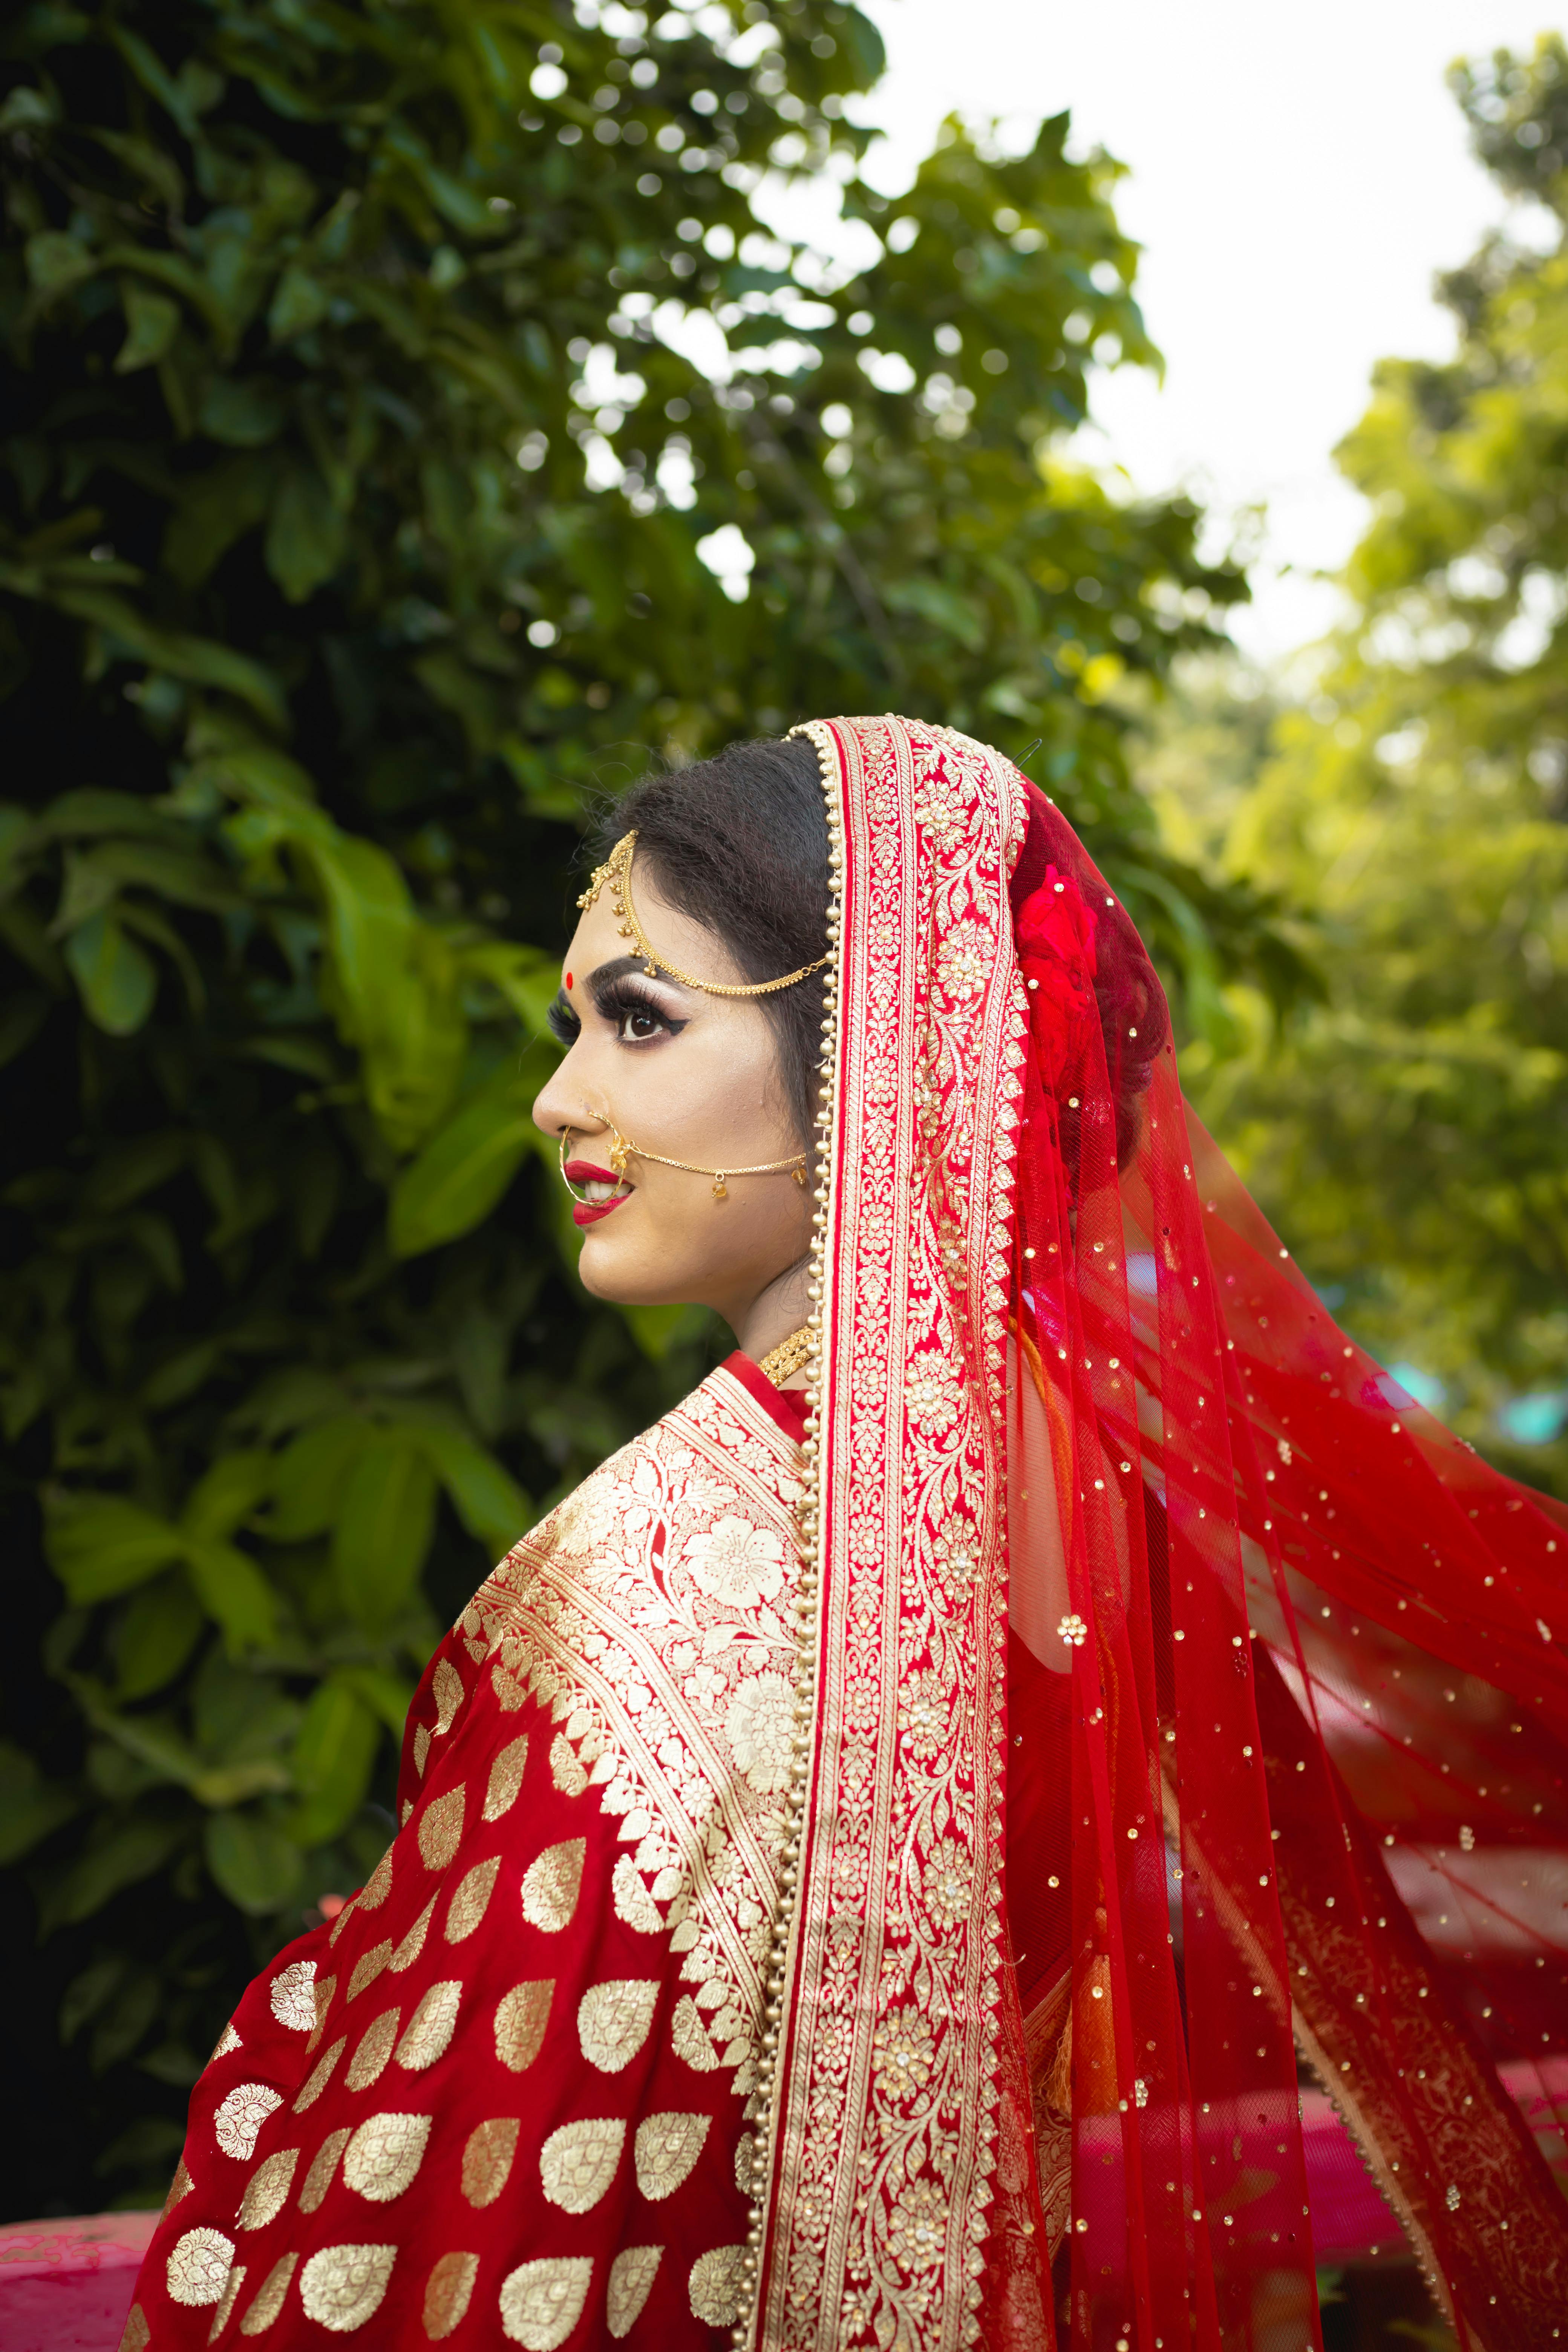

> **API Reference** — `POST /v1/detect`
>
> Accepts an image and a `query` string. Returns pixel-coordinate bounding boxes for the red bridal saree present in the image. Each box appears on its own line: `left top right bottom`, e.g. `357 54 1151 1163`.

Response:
126 716 1566 2352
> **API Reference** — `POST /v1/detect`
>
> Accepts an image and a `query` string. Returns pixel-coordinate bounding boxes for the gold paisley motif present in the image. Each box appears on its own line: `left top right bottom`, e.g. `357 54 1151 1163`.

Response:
688 2246 746 2326
412 1724 432 1778
346 1943 392 2003
208 2261 247 2342
358 1847 394 1911
342 2111 432 2203
210 2023 242 2061
422 2249 478 2341
611 1855 663 1936
395 1980 461 2072
606 2246 662 2339
578 1979 659 2074
418 1785 466 1870
634 2111 710 2202
549 1732 588 1797
491 1660 528 1712
483 1735 528 1822
238 2148 299 2231
670 1994 719 2074
269 1961 316 2033
299 2127 351 2214
298 2243 397 2333
733 2133 759 2196
444 1856 501 1944
539 2116 626 2213
389 1895 437 1974
162 2159 194 2218
432 1657 465 1735
498 2257 593 2350
520 1837 585 1933
167 2227 235 2308
239 2253 298 2337
461 2115 520 2207
306 1975 337 2052
215 2083 283 2162
494 1980 553 2073
294 2037 346 2113
118 2303 150 2351
345 2009 401 2093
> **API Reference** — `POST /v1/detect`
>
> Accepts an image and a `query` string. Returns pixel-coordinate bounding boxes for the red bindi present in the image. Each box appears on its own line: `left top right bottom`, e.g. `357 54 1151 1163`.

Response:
565 971 573 990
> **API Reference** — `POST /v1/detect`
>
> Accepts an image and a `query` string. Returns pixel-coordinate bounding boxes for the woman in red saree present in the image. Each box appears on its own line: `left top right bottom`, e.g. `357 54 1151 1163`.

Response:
126 716 1566 2352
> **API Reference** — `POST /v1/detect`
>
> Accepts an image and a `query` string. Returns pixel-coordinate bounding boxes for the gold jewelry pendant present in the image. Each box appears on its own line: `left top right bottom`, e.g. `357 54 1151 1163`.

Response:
712 1175 728 1201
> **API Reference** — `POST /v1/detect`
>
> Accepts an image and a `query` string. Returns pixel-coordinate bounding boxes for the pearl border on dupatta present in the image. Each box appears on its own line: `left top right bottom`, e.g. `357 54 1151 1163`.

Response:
732 718 844 2345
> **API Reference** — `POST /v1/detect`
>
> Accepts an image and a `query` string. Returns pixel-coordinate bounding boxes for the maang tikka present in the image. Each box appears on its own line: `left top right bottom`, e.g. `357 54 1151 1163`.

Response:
576 830 831 997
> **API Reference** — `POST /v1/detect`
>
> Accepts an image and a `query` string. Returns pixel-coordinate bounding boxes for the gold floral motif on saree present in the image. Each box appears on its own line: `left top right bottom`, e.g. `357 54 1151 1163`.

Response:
422 2248 479 2340
493 1978 553 2072
394 1980 460 2071
299 2127 350 2214
238 2250 297 2336
298 2240 397 2331
342 2110 431 2202
498 2256 593 2351
749 718 1030 2352
464 1366 806 2090
461 2115 521 2206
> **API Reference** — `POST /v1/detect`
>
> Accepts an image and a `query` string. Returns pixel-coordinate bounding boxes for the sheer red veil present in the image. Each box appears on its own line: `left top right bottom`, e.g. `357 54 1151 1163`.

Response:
748 718 1565 2352
1000 770 1568 2347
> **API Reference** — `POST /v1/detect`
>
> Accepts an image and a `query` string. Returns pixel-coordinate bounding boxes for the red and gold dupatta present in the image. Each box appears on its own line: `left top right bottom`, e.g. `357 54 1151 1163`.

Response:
745 716 1568 2352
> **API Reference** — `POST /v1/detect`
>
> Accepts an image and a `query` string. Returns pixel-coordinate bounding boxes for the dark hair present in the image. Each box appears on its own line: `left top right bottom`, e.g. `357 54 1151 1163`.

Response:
588 737 1166 1174
583 735 831 1144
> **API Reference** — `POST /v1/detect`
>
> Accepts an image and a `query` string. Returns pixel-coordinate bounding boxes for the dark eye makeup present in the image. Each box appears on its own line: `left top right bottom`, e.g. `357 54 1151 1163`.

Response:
547 975 687 1048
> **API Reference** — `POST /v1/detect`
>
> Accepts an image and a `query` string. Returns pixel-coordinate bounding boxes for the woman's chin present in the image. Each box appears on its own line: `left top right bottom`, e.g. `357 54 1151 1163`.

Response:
576 1229 687 1309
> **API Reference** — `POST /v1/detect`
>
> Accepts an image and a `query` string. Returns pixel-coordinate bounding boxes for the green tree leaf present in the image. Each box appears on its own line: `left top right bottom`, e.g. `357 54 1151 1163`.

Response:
113 1571 205 1700
182 1538 278 1652
64 906 158 1034
265 466 347 603
114 276 180 373
266 1415 374 1542
388 1064 544 1257
286 1678 380 1846
0 1738 77 1863
48 1498 187 1604
204 1808 303 1915
331 1434 438 1628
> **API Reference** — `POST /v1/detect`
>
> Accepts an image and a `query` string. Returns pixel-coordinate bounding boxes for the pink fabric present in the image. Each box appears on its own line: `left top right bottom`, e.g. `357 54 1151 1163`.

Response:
0 2215 157 2352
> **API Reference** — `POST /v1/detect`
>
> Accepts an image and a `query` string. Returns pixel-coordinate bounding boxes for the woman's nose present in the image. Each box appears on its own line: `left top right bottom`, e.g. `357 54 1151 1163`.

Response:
531 1066 609 1144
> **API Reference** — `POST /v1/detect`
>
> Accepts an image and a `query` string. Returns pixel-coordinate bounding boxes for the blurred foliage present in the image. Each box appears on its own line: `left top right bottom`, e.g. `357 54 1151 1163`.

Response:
0 0 1302 2214
1150 34 1568 1499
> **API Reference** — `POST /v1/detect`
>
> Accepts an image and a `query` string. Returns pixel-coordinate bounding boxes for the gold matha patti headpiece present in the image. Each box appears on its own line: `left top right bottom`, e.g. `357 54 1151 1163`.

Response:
576 830 830 997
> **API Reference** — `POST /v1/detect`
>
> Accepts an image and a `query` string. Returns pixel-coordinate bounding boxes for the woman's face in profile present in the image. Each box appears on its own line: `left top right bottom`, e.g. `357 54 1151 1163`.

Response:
532 873 814 1332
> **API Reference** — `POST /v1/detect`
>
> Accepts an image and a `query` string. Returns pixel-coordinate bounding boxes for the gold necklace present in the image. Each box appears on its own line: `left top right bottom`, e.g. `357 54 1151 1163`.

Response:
758 1323 815 1386
558 1124 807 1205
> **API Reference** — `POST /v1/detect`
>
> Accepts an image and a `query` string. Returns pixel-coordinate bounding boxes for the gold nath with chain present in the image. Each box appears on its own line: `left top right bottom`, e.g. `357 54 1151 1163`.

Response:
559 1123 807 1206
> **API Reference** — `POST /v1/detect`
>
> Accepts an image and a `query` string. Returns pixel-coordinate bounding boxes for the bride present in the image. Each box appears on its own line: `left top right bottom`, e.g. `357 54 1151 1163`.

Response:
126 717 1566 2351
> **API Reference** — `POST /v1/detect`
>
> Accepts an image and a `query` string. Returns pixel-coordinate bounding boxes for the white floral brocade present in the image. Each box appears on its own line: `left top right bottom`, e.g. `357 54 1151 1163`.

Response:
463 1366 802 2093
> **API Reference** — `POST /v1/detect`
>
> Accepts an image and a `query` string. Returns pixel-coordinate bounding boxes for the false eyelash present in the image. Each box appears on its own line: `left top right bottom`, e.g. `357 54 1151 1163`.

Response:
595 976 686 1040
546 990 580 1047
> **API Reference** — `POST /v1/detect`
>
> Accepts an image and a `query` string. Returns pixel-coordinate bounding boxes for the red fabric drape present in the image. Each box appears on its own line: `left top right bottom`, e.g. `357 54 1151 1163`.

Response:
998 776 1568 2349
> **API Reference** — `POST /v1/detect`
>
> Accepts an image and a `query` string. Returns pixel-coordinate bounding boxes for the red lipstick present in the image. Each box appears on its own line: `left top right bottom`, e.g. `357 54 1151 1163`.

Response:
563 1158 633 1227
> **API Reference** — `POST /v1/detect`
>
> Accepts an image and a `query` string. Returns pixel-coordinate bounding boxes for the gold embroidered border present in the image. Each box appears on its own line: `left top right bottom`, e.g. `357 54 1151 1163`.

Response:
469 1366 807 2092
749 717 1027 2352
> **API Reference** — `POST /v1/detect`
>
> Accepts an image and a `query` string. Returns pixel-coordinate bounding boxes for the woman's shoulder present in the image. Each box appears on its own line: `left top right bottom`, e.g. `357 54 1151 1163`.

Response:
481 1354 804 1595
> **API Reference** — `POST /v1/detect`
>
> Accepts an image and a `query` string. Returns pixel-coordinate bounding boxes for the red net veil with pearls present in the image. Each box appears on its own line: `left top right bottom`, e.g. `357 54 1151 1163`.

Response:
746 717 1566 2352
999 769 1568 2352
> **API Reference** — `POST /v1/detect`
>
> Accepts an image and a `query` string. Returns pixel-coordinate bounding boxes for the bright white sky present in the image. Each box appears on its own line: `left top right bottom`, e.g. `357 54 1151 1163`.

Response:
841 0 1556 660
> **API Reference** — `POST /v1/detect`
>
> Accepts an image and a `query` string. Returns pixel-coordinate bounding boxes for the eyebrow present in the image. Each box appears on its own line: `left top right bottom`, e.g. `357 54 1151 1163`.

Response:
581 954 691 1004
